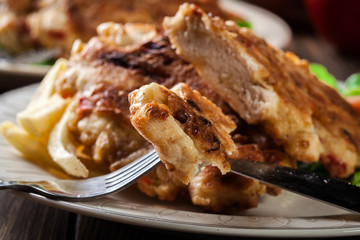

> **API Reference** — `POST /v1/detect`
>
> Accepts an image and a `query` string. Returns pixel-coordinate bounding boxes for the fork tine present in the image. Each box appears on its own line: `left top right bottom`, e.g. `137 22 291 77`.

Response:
103 157 160 193
106 157 160 192
104 149 157 180
105 152 160 188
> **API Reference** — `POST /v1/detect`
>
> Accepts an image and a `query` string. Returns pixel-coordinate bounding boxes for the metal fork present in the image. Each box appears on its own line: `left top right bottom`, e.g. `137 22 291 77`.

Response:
0 149 160 201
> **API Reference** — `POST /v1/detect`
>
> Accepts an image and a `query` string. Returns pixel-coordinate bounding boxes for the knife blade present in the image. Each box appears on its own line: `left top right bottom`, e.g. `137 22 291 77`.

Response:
228 158 360 214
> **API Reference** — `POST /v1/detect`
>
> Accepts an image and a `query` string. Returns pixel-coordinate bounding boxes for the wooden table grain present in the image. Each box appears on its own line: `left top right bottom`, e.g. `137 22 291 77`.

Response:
1 20 360 240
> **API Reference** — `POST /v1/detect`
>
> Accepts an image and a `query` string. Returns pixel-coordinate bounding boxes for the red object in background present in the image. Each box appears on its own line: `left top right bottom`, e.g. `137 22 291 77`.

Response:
346 96 360 115
305 0 360 53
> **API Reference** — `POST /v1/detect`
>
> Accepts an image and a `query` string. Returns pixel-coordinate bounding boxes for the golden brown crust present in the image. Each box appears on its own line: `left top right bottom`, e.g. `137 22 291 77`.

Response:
163 3 360 177
50 22 295 211
128 83 237 184
53 22 238 175
189 165 265 212
2 20 298 211
137 163 187 201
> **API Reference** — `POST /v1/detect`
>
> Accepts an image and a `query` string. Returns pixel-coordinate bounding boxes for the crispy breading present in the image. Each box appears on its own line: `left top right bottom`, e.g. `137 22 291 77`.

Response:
128 83 237 184
189 165 265 212
54 23 234 172
137 163 187 201
163 3 360 177
1 20 297 212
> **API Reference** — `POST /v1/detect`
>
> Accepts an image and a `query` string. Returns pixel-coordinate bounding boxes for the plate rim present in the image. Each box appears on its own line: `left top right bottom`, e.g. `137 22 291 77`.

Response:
220 0 292 49
0 62 51 76
19 192 360 238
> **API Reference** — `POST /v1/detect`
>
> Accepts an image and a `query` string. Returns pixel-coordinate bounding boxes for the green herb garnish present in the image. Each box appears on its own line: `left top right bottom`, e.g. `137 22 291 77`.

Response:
33 58 56 66
297 161 329 176
351 172 360 187
343 73 360 96
235 20 252 29
309 63 339 91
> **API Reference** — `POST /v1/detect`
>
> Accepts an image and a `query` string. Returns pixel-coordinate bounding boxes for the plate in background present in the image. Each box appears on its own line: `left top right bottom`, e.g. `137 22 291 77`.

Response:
0 0 291 86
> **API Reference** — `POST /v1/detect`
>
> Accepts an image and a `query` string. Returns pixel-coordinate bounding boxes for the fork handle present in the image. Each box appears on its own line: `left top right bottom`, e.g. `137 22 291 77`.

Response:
0 180 31 191
229 159 360 214
0 180 15 189
0 180 50 197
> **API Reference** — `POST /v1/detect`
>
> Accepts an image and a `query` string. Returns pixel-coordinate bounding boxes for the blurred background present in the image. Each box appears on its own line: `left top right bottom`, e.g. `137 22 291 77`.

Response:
246 0 360 80
247 0 360 53
0 0 360 90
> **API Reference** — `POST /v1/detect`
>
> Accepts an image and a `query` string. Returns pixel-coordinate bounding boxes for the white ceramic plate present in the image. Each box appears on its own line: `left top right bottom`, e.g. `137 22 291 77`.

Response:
220 0 292 49
2 84 360 238
0 0 291 78
0 61 51 77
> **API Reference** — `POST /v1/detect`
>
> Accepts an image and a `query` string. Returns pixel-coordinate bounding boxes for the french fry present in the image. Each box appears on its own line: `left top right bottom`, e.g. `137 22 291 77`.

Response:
17 94 70 138
48 100 89 178
27 58 67 109
0 121 72 179
0 121 55 169
1 58 90 178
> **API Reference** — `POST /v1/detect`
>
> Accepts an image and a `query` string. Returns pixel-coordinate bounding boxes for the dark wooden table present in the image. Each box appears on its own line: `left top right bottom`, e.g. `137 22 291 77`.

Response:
1 9 360 240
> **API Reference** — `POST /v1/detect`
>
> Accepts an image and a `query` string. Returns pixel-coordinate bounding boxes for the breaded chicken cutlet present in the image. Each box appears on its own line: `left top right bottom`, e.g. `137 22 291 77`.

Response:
49 22 287 211
128 82 236 184
163 3 360 178
129 82 278 211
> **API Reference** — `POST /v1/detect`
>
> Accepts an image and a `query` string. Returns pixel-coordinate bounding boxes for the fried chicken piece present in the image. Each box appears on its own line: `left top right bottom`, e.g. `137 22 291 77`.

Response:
189 165 265 212
163 3 360 177
26 1 79 56
55 23 288 209
129 82 237 184
0 0 34 53
129 83 278 211
137 163 187 201
66 81 150 170
53 22 235 172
